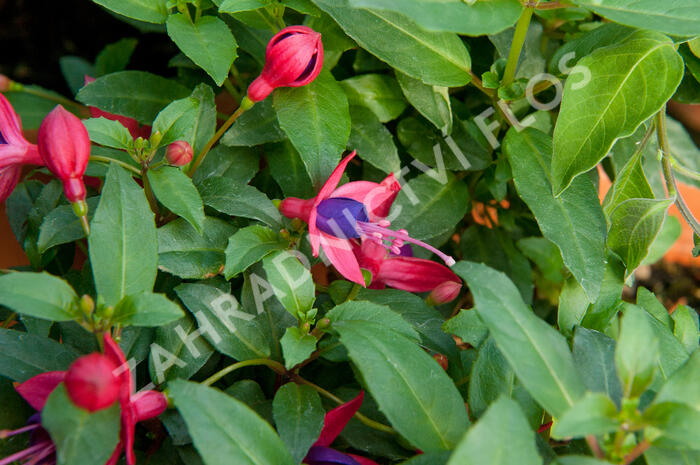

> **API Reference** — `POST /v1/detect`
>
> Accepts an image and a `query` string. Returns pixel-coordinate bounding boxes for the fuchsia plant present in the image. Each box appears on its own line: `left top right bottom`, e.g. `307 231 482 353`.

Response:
1 1 700 465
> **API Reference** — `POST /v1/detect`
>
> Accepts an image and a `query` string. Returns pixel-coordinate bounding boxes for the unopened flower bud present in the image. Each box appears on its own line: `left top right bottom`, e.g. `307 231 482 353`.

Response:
165 140 193 166
247 25 324 102
38 105 90 203
64 353 120 412
426 281 461 306
79 295 95 317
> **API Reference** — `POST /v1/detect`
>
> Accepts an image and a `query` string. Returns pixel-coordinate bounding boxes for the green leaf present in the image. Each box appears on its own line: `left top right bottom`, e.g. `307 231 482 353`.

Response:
266 141 315 198
77 71 190 124
643 216 682 266
602 145 654 219
580 254 626 331
219 0 270 13
348 0 522 36
467 337 542 429
262 251 315 317
42 384 120 465
557 457 617 465
653 349 700 410
672 306 700 354
311 0 471 87
341 74 407 123
645 447 700 465
148 166 205 234
643 402 700 451
199 177 282 228
574 0 700 37
572 328 623 406
460 225 533 304
549 23 637 75
608 198 673 276
517 237 567 284
327 301 420 343
454 261 586 418
0 272 78 321
158 217 236 279
503 128 607 301
334 320 470 451
280 327 317 369
149 314 214 383
4 87 61 129
224 225 287 279
221 99 286 147
91 0 168 23
175 283 271 360
396 71 452 134
273 71 350 189
166 14 238 86
83 117 133 150
615 304 659 398
169 380 296 465
192 145 259 187
89 164 158 306
0 328 80 382
151 96 199 148
112 292 185 327
446 397 541 465
551 392 620 439
389 172 470 242
348 105 401 174
443 309 488 348
552 31 683 194
60 56 95 96
94 38 138 76
272 383 325 463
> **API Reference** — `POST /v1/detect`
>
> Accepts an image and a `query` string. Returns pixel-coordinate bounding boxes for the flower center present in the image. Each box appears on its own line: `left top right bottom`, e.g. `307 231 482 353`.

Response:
315 197 455 266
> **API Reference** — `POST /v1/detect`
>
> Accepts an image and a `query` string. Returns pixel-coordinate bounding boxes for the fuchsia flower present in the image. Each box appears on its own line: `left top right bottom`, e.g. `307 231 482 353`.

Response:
64 353 120 413
0 92 44 202
247 25 324 102
304 391 380 465
84 76 151 139
2 334 167 465
280 151 459 294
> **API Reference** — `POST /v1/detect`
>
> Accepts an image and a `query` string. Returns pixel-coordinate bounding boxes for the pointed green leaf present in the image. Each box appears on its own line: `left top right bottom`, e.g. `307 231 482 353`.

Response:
0 272 78 321
272 383 324 463
148 166 205 234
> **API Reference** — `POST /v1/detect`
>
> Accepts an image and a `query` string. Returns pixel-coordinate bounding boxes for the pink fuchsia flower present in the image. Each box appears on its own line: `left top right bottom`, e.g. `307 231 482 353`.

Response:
304 391 380 465
6 334 167 465
0 92 44 202
0 413 56 465
279 151 456 286
64 354 120 412
247 25 324 102
354 239 461 300
165 140 193 166
38 105 91 233
84 76 151 139
102 333 168 465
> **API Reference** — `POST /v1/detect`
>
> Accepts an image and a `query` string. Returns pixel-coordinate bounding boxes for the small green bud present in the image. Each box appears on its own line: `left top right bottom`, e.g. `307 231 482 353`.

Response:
79 295 95 317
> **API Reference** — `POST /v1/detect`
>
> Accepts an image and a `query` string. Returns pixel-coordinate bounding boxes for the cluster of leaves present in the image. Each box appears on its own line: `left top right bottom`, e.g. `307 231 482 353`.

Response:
1 0 700 465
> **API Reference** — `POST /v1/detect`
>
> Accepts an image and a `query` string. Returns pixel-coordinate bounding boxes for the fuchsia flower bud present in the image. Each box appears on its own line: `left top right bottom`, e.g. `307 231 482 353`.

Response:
38 105 91 233
64 353 120 412
166 140 193 166
38 105 90 202
247 25 324 102
426 280 462 305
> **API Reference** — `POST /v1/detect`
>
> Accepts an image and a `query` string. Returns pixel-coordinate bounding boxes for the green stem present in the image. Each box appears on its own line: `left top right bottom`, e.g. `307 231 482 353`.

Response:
656 110 700 237
502 5 535 86
669 158 700 182
202 358 286 386
344 283 362 302
293 376 396 434
223 78 242 103
1 313 17 329
141 167 160 217
623 440 651 465
89 155 141 176
585 435 606 460
187 97 254 177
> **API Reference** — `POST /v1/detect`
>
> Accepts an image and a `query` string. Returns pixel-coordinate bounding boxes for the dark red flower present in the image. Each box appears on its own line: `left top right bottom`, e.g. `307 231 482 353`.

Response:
247 25 324 102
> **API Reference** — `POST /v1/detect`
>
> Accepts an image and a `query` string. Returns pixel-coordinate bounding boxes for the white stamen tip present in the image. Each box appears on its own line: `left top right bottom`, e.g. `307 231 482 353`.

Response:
445 257 456 267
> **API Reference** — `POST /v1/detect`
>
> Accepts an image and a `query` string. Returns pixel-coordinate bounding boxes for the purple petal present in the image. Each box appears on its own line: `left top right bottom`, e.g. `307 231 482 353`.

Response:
305 446 362 465
316 197 368 239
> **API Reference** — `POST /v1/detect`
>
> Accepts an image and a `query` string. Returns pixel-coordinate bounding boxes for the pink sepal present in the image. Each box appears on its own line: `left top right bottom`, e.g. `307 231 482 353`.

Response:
314 391 365 447
15 371 66 411
375 257 461 293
